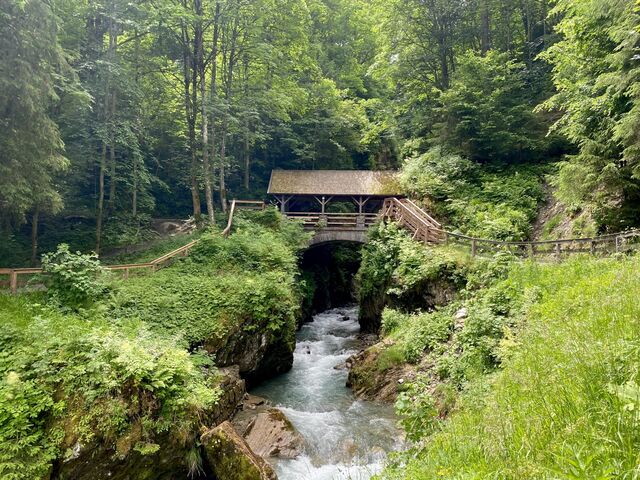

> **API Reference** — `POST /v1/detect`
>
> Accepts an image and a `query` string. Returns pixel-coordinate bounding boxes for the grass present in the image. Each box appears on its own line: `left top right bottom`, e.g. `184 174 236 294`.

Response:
380 254 640 479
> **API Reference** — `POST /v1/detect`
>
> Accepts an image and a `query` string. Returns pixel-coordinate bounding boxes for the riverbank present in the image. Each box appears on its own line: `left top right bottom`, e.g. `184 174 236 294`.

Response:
350 221 640 479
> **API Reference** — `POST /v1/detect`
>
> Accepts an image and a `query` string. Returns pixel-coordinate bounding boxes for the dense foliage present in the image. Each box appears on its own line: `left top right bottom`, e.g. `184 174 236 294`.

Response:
5 0 640 267
399 148 547 240
541 0 640 229
379 254 640 479
112 210 306 346
0 211 303 479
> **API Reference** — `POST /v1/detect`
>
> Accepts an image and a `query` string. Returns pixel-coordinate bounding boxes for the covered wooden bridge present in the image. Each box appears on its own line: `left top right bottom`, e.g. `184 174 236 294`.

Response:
268 170 402 246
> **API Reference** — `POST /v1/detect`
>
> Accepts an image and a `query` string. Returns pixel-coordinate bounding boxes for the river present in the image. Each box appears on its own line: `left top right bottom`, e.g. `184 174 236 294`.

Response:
251 306 403 480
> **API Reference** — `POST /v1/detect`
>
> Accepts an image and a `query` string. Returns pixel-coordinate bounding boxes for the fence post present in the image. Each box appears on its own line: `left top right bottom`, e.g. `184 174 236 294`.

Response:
615 236 620 253
555 243 561 257
10 271 18 295
590 241 595 255
471 239 477 257
528 244 534 258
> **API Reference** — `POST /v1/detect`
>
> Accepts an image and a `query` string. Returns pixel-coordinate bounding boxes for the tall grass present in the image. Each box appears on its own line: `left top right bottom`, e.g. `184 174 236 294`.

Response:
382 255 640 479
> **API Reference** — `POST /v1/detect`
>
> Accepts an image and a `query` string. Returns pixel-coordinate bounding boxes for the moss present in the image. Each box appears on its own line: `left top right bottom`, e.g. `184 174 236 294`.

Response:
202 422 276 480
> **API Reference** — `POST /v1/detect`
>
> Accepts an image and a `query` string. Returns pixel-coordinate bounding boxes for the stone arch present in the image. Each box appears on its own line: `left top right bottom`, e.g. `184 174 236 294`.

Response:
306 230 367 248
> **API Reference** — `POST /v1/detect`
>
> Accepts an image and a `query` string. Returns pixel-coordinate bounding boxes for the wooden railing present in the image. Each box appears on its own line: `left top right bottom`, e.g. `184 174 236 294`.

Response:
381 198 444 243
1 200 266 294
0 239 201 294
285 212 379 230
381 197 640 257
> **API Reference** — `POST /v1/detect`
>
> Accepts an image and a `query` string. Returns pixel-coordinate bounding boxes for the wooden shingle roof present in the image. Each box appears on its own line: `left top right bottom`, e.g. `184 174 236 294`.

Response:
267 170 401 196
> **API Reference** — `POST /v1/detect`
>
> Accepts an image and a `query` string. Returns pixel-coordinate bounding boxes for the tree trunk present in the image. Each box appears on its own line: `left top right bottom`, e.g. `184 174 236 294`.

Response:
197 0 214 224
96 141 106 254
107 5 117 212
480 0 491 54
132 30 140 217
181 19 201 219
108 92 116 211
243 126 250 191
219 19 238 213
30 208 39 267
243 55 250 191
209 2 220 208
209 2 221 215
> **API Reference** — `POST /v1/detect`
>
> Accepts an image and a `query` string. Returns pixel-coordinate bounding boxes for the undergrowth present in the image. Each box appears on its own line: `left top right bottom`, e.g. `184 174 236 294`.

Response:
399 147 547 240
377 254 640 479
0 208 305 479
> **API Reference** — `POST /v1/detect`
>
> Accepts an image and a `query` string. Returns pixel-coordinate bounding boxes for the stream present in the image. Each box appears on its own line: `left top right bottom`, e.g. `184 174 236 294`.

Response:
251 306 403 480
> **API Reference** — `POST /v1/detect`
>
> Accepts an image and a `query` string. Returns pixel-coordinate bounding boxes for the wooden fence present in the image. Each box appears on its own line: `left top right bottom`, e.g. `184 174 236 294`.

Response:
381 197 640 257
1 200 266 294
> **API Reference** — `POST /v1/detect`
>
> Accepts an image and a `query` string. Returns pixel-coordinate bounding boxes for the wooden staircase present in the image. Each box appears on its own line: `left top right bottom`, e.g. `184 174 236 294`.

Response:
381 198 445 244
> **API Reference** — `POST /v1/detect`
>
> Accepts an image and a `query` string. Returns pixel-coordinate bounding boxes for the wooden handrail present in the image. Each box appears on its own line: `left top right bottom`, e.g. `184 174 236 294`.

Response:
1 200 267 294
381 197 640 257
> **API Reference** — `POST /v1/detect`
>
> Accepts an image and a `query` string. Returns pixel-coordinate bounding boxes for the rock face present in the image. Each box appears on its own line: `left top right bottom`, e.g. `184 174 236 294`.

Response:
52 366 248 480
346 341 416 402
210 366 246 426
205 327 294 385
52 432 194 480
232 396 304 460
201 421 277 480
359 278 458 333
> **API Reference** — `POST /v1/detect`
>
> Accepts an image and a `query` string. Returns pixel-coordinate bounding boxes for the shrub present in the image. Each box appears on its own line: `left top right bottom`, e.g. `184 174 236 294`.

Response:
395 376 440 442
399 147 547 240
40 244 108 308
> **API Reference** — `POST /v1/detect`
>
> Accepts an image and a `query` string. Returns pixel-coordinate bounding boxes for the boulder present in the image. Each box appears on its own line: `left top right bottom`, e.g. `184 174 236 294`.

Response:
205 328 294 385
232 401 303 460
242 408 304 459
454 307 468 330
202 421 277 480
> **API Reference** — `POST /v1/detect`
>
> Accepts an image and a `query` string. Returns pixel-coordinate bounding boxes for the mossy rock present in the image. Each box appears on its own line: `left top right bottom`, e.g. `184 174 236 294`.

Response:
202 421 277 480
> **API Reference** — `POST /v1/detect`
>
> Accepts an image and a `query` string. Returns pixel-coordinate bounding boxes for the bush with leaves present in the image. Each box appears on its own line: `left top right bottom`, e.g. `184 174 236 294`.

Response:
400 148 546 240
41 244 108 308
0 295 220 480
395 376 440 442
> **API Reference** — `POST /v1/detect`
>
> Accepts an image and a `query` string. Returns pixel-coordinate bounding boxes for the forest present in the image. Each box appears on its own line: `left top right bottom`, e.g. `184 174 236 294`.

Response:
3 0 640 263
1 0 640 480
